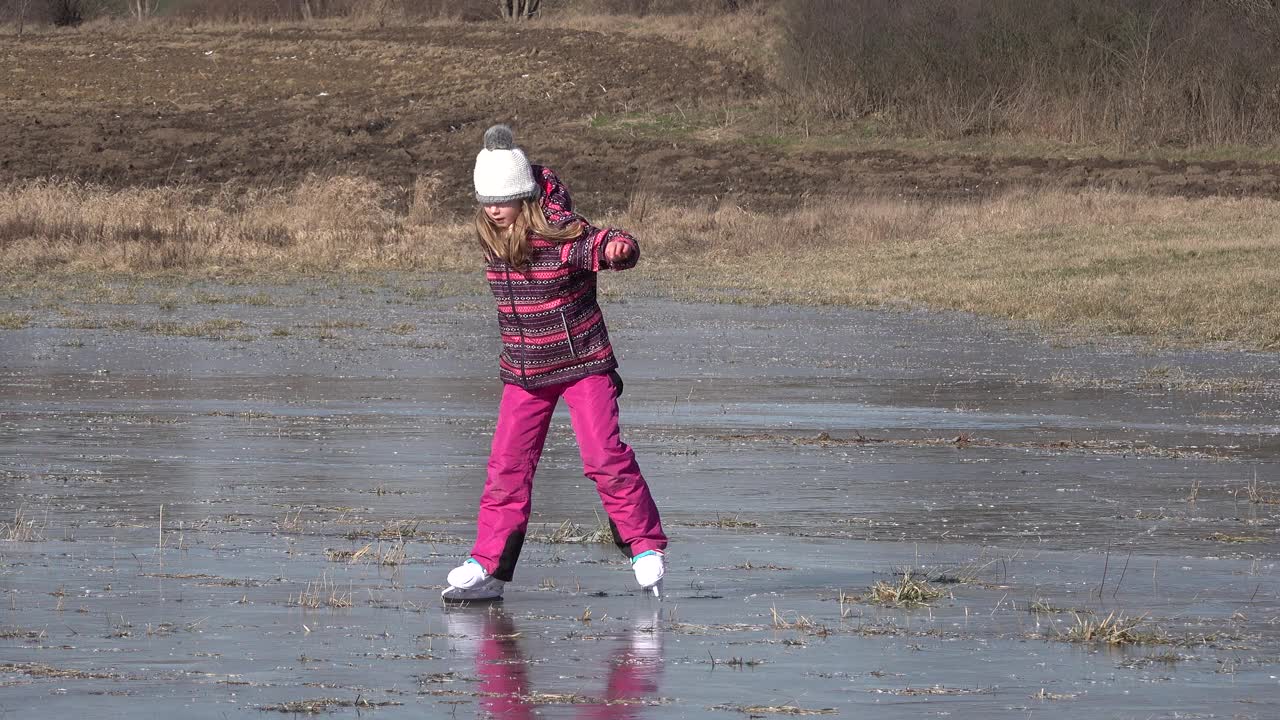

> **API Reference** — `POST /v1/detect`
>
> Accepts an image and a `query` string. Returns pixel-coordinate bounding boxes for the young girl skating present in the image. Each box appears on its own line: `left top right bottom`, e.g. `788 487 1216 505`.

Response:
442 124 667 602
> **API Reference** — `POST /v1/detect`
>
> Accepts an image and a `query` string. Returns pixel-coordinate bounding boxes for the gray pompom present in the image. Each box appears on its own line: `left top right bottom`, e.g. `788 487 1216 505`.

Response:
483 124 516 151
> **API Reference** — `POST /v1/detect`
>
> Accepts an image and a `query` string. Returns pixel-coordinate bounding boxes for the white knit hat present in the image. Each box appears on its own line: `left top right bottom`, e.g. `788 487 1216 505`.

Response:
473 124 539 204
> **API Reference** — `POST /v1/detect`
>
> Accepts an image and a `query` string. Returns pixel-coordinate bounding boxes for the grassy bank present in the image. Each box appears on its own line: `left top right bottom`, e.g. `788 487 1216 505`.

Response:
3 178 1278 350
641 190 1280 350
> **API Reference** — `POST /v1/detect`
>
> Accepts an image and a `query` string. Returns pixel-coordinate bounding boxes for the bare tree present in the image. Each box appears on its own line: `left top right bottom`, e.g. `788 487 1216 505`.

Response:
127 0 157 20
17 0 33 36
497 0 540 21
301 0 354 21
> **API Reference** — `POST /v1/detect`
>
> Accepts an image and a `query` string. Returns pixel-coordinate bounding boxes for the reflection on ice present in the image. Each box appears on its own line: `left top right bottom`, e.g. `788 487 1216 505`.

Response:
446 607 665 718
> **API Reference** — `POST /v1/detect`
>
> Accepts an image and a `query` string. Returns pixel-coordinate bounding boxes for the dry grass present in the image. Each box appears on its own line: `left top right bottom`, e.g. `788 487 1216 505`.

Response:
1243 476 1280 505
709 654 765 669
530 517 613 545
1117 651 1187 669
0 177 473 274
780 1 1280 149
1203 532 1267 544
1028 599 1090 615
870 685 995 697
0 627 47 642
0 311 31 329
325 541 407 566
0 662 115 680
1059 611 1163 645
141 319 246 339
258 697 403 713
710 704 837 716
769 606 827 636
341 519 458 544
5 181 1280 349
276 509 304 534
624 189 1280 350
518 691 666 707
684 514 760 529
1 506 47 542
290 573 353 610
733 560 789 571
386 322 416 335
868 571 944 608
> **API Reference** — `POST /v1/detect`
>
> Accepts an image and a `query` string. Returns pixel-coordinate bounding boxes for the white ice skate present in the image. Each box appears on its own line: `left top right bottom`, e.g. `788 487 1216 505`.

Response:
442 558 505 602
631 550 665 599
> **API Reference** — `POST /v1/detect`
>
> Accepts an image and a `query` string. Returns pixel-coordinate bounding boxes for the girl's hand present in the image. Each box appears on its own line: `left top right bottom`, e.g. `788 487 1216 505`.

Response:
604 239 633 266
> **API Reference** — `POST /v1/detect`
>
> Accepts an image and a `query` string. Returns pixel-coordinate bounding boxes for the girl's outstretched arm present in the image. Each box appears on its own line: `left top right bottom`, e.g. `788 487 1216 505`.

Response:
536 165 640 272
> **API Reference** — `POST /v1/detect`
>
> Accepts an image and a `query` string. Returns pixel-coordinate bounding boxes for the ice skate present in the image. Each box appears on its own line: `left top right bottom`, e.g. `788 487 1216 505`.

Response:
631 550 665 599
442 558 505 602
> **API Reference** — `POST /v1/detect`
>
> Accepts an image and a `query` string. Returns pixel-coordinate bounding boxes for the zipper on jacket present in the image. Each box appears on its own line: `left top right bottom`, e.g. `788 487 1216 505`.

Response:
560 310 578 359
504 269 529 387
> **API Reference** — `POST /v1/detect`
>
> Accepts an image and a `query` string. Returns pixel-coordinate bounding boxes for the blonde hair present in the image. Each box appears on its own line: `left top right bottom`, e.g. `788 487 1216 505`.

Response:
474 198 583 268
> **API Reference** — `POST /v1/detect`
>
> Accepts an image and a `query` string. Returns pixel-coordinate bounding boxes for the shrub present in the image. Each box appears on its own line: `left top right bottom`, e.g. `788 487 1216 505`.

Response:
780 0 1280 147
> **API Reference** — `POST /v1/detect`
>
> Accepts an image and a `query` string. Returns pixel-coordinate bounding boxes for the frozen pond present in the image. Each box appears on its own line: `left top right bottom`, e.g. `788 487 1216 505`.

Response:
2 277 1278 718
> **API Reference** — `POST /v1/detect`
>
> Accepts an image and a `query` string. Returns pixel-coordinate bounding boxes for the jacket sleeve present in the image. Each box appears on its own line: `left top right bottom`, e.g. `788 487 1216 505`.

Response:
537 165 641 273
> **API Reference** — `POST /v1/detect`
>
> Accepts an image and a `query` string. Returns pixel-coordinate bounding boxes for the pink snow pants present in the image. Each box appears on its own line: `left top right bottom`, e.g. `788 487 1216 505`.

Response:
469 372 667 582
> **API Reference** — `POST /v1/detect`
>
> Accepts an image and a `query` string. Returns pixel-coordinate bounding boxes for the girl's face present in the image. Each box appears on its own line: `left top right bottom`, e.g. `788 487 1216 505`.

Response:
483 201 522 229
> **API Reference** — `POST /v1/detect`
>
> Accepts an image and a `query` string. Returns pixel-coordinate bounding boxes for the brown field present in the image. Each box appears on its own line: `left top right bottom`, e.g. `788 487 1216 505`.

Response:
3 11 1280 349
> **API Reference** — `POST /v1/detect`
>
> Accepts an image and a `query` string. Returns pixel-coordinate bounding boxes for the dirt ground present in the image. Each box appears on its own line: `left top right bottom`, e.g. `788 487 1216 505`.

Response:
5 23 1280 216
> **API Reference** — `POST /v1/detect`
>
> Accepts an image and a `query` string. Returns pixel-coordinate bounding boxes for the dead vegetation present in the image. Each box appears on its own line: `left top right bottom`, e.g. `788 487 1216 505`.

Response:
869 685 995 697
723 431 1245 460
708 654 766 669
1 506 47 542
1116 651 1188 669
1028 599 1090 616
290 573 354 609
257 697 403 713
1057 611 1166 646
683 514 759 529
0 311 30 329
0 178 471 275
0 627 46 642
2 165 1280 352
0 662 116 680
341 519 457 544
710 704 837 716
325 541 408 566
1203 532 1267 544
1242 476 1280 505
782 0 1280 149
732 560 790 571
518 691 668 707
769 606 827 636
529 517 613 544
141 318 247 340
866 571 945 608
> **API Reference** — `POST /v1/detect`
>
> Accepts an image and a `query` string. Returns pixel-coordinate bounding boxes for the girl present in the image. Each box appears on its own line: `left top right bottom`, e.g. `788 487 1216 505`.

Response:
442 125 667 602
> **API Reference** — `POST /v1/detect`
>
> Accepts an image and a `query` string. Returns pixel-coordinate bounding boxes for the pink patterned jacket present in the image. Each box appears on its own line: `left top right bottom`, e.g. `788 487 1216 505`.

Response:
486 165 640 389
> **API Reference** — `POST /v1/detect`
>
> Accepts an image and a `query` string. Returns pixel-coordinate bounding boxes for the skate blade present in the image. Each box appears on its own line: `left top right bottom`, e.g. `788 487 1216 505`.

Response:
442 595 503 605
440 586 504 604
649 579 663 599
